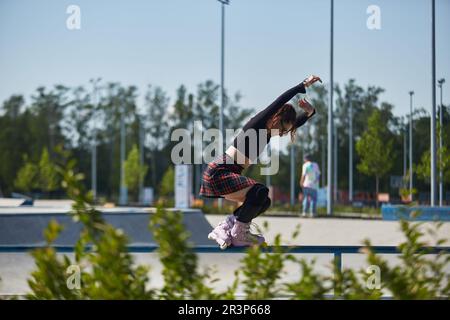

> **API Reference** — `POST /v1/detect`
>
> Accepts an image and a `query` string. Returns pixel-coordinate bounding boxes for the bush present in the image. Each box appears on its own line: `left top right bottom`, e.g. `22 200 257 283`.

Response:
22 148 450 300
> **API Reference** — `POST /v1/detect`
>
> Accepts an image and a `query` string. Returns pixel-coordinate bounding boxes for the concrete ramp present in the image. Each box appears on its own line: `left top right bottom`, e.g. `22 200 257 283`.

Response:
0 198 29 207
0 207 213 247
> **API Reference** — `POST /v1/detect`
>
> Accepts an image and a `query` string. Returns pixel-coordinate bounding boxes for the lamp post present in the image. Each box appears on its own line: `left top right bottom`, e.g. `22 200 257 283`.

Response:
290 143 295 207
403 117 407 179
334 124 338 202
327 0 334 215
437 78 445 206
430 0 437 206
119 99 127 206
409 91 414 200
90 77 101 202
139 116 145 204
349 97 353 203
217 0 229 209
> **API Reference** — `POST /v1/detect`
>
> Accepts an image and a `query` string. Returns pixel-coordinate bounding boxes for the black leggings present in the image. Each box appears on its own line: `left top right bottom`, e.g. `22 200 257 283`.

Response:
233 184 271 223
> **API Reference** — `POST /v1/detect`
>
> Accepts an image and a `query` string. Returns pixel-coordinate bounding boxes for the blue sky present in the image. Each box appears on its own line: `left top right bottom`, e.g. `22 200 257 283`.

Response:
0 0 449 121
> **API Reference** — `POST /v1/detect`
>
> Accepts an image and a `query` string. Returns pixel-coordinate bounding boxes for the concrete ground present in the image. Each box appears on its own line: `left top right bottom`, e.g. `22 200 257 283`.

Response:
0 214 449 297
206 214 450 246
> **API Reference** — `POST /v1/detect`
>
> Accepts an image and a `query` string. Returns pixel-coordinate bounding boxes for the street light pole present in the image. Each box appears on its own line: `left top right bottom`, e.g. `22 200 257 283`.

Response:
139 116 145 204
334 123 338 202
119 100 127 206
430 0 437 206
409 91 414 200
218 0 229 151
438 78 445 206
327 0 334 215
403 117 407 179
217 0 229 209
266 142 271 189
349 97 353 203
90 78 101 202
290 143 295 207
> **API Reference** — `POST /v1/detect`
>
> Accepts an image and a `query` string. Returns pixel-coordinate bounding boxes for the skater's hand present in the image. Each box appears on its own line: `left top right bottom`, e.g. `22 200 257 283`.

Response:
303 75 322 88
298 98 315 116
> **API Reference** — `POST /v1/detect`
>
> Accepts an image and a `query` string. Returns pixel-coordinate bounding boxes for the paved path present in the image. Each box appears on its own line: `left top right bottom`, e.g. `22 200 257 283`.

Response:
206 215 450 246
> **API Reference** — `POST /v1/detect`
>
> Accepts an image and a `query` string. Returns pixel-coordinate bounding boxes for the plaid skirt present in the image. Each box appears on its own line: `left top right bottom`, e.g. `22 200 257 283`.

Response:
199 154 257 198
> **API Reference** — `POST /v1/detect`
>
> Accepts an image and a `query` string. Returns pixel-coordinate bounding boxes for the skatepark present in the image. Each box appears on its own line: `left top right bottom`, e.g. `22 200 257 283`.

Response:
1 200 449 297
1 0 449 305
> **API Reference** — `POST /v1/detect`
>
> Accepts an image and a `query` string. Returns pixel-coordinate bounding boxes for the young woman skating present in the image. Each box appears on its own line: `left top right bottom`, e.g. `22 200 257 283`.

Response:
200 75 322 248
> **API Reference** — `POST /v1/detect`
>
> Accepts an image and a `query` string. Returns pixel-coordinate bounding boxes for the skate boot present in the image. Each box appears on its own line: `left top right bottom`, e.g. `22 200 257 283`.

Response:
208 215 236 250
230 220 266 247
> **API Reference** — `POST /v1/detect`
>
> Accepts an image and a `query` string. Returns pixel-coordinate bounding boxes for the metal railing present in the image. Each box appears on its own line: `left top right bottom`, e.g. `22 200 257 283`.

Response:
1 244 449 274
1 244 449 298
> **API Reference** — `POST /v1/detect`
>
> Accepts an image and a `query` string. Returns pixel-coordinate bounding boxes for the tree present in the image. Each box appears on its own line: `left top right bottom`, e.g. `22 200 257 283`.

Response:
159 166 174 197
14 156 39 193
14 148 60 194
416 123 450 186
143 85 170 193
124 144 148 201
356 109 394 207
38 148 60 193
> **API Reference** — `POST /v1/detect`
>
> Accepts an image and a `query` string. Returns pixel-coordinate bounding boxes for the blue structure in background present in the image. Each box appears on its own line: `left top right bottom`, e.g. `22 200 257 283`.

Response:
381 204 450 221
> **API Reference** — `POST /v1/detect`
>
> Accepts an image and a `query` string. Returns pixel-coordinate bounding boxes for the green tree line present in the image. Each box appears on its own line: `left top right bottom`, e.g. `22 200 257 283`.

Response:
0 80 252 202
0 79 448 204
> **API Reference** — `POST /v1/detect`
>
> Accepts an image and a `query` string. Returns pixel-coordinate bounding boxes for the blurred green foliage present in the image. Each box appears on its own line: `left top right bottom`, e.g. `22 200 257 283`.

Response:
22 149 449 300
124 144 148 201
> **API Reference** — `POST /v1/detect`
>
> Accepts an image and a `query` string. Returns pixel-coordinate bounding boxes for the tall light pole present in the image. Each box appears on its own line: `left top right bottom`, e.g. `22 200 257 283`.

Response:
290 143 295 207
139 116 145 204
438 78 445 206
265 142 271 190
349 97 353 203
217 0 229 209
90 77 101 202
322 135 326 187
334 124 338 202
403 117 407 178
431 0 437 206
409 91 414 200
119 100 127 206
327 0 334 215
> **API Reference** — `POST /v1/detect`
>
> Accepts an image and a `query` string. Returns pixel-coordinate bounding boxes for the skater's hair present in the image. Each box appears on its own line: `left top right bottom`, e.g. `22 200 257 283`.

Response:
266 103 297 141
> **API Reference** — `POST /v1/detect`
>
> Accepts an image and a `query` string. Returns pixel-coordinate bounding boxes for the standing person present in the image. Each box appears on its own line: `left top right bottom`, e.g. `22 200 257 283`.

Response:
199 75 322 249
300 154 321 217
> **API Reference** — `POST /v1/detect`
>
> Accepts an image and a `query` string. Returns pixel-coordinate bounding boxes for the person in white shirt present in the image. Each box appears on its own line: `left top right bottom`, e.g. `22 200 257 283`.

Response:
300 154 321 217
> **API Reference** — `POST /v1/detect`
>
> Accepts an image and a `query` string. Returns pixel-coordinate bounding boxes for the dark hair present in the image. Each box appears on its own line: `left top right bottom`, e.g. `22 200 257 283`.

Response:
266 103 297 141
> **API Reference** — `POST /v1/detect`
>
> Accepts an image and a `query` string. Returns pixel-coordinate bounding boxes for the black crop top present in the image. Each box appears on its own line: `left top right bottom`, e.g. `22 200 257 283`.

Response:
232 83 316 162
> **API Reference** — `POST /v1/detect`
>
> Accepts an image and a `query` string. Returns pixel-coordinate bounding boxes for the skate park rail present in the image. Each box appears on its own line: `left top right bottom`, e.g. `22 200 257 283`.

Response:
1 244 449 276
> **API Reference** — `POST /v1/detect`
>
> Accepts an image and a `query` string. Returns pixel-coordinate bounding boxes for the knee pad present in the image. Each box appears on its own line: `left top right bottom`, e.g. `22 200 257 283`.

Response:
257 197 271 215
234 184 270 223
246 183 269 204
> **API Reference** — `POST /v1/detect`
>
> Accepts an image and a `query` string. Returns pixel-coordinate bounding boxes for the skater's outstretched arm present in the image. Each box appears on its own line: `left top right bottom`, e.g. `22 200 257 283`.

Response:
242 83 306 130
242 75 322 130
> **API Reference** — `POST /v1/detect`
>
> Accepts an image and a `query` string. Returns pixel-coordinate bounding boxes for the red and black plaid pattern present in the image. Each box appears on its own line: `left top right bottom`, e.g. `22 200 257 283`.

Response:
199 154 257 198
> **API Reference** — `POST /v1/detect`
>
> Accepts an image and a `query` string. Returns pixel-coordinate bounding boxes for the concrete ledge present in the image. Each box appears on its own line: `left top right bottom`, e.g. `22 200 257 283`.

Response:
0 207 213 247
381 204 450 221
